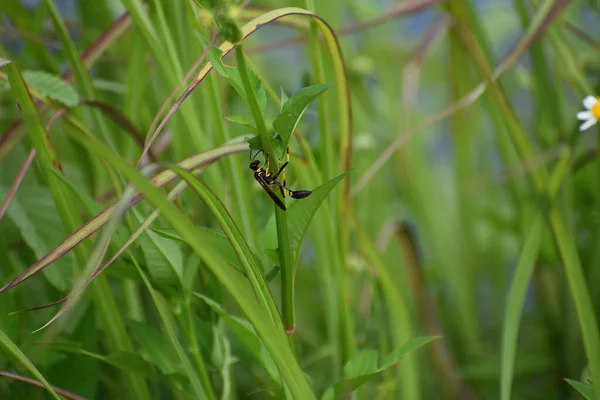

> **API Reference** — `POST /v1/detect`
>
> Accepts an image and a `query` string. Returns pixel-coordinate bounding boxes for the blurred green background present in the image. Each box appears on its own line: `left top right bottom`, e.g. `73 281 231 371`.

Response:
1 0 600 399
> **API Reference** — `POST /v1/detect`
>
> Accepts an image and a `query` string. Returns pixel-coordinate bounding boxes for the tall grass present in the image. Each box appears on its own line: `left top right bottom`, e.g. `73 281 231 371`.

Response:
0 0 599 399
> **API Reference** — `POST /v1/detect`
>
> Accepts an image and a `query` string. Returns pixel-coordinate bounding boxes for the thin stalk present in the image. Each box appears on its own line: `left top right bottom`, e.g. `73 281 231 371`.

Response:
306 0 335 182
305 0 355 367
234 45 297 346
205 73 255 243
183 298 216 400
451 0 600 394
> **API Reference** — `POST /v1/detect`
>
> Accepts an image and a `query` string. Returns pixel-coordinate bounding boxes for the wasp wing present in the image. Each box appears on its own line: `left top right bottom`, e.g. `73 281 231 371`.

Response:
254 173 286 211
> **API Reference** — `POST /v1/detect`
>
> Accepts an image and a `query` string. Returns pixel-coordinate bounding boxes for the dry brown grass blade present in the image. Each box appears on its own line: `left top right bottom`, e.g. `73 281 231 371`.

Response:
16 166 207 315
0 149 36 221
0 371 88 400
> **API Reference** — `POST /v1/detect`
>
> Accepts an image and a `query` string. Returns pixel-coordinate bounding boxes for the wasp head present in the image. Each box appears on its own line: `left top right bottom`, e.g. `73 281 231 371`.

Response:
249 160 260 171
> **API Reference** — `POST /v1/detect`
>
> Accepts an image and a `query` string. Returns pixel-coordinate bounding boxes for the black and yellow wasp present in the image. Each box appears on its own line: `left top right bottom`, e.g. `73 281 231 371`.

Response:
249 148 312 211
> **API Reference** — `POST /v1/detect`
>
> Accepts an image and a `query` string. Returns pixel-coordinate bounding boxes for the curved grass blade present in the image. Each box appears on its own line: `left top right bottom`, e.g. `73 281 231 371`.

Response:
500 152 571 400
0 329 61 400
65 131 314 399
131 258 214 400
352 214 418 399
31 169 152 333
565 379 595 400
183 6 352 226
167 165 282 331
0 142 247 294
196 294 280 383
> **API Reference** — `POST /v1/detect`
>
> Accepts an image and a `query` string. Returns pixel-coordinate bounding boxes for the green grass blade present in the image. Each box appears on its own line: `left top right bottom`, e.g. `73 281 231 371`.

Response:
65 131 315 399
500 150 571 400
167 165 282 331
0 329 61 400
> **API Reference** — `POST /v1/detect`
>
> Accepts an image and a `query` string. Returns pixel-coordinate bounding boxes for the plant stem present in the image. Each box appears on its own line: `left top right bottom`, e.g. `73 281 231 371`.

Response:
183 298 216 400
234 45 275 168
234 45 296 347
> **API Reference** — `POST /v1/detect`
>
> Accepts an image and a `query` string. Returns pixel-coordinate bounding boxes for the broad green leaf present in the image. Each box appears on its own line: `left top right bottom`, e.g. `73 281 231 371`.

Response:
344 350 379 378
287 172 349 263
49 342 157 378
0 184 74 291
67 71 315 400
247 134 283 157
195 31 267 113
0 141 248 295
105 352 157 377
132 263 212 399
139 225 183 287
22 70 79 107
151 226 244 275
272 83 333 160
128 320 181 376
48 309 100 398
167 166 282 330
44 167 105 216
323 336 439 398
381 336 441 368
197 294 280 383
566 379 596 400
225 115 256 130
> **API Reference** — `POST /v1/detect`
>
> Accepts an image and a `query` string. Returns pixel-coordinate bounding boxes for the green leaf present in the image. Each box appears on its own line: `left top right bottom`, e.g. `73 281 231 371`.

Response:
344 350 379 378
279 87 289 110
195 31 267 113
381 336 441 368
151 226 244 275
167 165 282 330
0 184 74 291
225 115 256 131
139 223 183 287
105 352 157 377
196 294 280 383
272 83 333 160
0 328 61 399
67 125 315 399
247 134 283 157
128 320 181 376
21 70 80 107
325 336 439 397
566 379 596 400
287 171 349 263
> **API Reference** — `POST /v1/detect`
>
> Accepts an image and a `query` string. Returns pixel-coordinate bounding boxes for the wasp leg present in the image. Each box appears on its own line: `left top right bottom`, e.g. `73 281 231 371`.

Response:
271 180 312 200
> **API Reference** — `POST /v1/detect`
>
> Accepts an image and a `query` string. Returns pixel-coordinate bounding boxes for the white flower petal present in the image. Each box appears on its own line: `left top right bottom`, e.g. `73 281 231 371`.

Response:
577 111 594 120
583 95 597 110
580 117 598 131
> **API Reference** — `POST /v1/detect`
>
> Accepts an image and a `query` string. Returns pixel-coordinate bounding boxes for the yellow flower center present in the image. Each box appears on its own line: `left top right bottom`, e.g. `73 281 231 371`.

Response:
592 97 600 118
